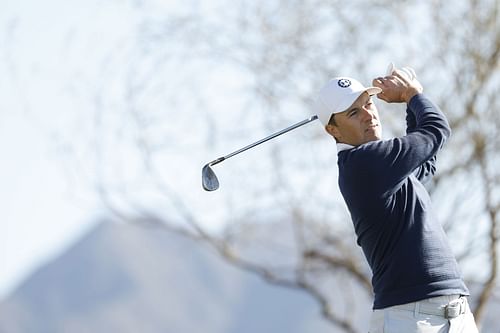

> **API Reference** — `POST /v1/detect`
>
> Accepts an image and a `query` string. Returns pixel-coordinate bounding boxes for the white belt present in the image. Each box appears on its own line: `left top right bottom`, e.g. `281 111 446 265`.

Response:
391 295 468 319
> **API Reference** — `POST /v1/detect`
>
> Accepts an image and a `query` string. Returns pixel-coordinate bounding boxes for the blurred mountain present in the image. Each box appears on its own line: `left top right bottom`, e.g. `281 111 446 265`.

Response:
0 221 336 333
1 220 499 333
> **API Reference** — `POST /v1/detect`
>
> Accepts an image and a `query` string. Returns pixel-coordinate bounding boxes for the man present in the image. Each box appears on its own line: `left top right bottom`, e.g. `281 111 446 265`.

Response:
314 66 479 332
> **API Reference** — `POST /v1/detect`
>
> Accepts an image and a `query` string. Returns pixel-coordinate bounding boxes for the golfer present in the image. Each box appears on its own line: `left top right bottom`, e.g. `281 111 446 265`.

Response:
314 67 478 332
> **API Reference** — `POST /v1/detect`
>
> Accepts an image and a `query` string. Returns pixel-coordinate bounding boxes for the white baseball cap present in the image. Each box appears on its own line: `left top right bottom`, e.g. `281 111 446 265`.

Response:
314 77 382 126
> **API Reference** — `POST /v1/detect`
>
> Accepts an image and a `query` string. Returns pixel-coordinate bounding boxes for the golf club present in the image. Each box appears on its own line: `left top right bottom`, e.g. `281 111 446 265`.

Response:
202 115 318 191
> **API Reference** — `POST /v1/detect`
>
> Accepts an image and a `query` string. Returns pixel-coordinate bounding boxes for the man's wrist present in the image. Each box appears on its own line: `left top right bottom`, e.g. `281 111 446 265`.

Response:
404 89 421 104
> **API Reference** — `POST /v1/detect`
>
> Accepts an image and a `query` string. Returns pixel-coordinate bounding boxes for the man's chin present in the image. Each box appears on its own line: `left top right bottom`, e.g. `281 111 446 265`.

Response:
365 129 382 142
367 139 380 144
364 134 381 144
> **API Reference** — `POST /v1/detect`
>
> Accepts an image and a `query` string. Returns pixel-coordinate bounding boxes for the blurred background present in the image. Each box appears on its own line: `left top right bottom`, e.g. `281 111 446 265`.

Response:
0 0 499 332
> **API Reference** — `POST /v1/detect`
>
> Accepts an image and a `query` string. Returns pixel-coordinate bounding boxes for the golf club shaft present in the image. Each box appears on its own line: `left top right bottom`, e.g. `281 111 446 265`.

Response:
210 115 318 166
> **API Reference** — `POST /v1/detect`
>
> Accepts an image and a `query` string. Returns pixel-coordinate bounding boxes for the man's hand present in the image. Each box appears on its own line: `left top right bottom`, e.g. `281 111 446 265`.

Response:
372 69 423 104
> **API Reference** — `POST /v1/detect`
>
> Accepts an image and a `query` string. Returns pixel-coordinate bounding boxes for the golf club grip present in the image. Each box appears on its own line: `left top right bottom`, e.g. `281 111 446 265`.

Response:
224 115 318 160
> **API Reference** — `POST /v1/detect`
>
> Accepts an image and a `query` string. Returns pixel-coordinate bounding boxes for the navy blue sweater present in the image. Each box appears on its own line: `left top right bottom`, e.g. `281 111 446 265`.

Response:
337 94 469 309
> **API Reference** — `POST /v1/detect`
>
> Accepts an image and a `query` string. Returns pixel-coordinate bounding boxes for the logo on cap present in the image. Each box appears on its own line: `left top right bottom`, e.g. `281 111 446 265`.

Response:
338 78 351 88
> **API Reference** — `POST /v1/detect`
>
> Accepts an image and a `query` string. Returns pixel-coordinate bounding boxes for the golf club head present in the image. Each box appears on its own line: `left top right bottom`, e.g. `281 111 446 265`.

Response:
202 164 219 191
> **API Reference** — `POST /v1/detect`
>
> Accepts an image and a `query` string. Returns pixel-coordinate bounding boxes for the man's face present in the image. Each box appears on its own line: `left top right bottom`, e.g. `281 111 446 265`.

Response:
326 92 382 146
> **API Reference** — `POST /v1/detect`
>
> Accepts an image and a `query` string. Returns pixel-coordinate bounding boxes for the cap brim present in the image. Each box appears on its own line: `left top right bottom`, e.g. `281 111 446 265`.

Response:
339 87 383 113
366 87 382 96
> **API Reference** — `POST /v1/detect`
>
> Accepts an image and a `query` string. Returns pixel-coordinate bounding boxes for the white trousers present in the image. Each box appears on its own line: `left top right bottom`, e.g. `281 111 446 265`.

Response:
368 295 478 333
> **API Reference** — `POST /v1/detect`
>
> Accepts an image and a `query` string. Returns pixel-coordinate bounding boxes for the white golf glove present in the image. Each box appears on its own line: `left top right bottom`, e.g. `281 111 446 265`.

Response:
386 62 416 81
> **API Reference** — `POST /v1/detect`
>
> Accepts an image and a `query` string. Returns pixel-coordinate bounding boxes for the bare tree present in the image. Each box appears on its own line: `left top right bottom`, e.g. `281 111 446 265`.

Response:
55 0 499 331
428 0 500 325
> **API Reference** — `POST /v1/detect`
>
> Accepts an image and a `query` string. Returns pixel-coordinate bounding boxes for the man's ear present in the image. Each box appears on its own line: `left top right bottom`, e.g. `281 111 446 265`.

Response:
325 124 341 141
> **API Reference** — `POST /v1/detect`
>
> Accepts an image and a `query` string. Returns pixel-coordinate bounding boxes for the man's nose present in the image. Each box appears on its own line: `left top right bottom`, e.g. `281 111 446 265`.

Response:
360 107 375 120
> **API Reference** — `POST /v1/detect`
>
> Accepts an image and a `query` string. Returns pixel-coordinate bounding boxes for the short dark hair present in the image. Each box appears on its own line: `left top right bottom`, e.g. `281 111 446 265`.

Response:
326 113 340 143
328 113 337 126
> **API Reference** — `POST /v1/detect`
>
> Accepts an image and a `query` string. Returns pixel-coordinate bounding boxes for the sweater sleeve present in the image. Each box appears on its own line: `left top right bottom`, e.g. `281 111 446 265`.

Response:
406 105 437 184
355 94 451 195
